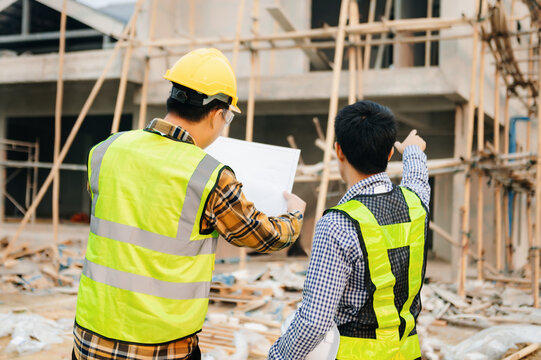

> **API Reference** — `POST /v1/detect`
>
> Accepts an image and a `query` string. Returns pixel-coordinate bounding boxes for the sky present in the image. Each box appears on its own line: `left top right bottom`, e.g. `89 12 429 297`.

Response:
77 0 134 8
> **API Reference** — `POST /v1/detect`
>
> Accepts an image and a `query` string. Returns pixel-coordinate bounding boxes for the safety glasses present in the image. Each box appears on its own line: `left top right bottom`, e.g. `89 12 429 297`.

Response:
222 109 235 125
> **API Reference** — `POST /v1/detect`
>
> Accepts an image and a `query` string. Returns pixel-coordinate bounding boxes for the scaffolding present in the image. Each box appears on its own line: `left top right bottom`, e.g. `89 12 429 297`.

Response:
0 0 540 308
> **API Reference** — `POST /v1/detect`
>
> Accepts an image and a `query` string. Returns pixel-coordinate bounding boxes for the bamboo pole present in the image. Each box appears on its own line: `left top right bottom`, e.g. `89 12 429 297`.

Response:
189 0 195 44
52 0 67 252
477 39 486 280
375 0 392 69
223 0 246 138
232 0 246 72
240 0 260 270
503 94 513 272
503 189 513 271
244 0 259 144
139 17 470 48
31 140 38 223
525 34 534 278
425 0 433 67
534 54 541 308
269 0 279 75
458 6 480 297
111 0 144 134
363 0 376 70
138 0 158 129
503 94 510 155
494 66 503 272
0 15 136 263
348 0 360 104
150 32 474 59
314 0 350 220
351 0 363 99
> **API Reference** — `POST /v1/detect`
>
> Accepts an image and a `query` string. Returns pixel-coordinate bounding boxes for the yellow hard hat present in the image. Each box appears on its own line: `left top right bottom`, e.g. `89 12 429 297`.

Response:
164 48 241 113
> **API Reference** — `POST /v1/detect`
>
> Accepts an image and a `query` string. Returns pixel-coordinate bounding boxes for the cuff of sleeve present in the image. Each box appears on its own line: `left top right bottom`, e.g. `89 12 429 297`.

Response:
403 145 424 157
289 210 303 221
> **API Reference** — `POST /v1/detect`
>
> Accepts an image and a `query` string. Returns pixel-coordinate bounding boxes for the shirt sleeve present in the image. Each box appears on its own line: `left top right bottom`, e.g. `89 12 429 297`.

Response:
400 145 430 208
268 215 354 359
202 168 303 253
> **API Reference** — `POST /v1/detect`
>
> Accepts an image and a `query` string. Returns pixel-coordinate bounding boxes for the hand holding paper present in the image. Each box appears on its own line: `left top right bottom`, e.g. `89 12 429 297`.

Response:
283 192 306 215
205 136 301 216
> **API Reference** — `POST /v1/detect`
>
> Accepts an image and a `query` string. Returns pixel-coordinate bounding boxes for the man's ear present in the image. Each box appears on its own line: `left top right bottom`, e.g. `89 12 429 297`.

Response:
208 109 222 130
388 147 394 161
335 142 345 161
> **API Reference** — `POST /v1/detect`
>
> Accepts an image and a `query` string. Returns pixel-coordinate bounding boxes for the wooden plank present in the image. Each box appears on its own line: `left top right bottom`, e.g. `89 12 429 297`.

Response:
266 5 330 70
502 343 540 360
314 0 350 220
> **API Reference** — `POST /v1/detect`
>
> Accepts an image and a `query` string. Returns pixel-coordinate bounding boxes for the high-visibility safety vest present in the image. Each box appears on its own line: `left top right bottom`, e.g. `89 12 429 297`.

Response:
75 129 226 344
326 186 428 360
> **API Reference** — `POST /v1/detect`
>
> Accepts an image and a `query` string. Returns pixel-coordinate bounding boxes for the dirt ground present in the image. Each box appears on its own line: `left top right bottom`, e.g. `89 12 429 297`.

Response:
0 257 537 359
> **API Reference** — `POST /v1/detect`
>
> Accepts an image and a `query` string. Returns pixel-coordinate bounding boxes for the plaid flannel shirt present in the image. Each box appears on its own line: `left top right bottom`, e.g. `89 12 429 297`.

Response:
268 145 430 359
73 119 303 359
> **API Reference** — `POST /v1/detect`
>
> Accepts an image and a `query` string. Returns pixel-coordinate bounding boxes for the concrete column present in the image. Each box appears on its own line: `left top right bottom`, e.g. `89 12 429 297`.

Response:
450 104 468 280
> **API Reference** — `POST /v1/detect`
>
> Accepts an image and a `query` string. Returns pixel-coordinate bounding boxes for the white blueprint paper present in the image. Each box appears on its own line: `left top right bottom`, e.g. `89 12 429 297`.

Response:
205 136 300 216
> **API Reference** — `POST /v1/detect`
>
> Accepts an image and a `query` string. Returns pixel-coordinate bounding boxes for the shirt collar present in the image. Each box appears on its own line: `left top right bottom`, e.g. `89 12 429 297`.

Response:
144 118 196 145
339 172 393 204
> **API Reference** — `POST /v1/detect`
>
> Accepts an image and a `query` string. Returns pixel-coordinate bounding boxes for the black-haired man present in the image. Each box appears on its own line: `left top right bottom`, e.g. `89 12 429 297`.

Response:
269 100 430 360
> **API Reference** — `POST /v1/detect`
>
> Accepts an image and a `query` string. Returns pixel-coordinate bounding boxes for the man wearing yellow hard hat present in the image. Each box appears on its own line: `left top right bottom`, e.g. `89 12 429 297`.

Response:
72 48 305 360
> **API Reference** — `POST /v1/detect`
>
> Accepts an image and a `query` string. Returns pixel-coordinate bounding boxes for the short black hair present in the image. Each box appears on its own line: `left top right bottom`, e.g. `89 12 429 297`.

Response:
335 100 397 175
166 84 228 122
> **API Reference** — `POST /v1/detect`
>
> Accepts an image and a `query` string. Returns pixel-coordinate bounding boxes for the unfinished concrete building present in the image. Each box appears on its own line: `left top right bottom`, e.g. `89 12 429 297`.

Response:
0 0 538 285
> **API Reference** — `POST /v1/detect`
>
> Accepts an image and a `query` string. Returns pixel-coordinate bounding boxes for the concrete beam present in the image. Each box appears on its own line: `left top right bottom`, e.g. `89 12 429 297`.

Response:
0 49 145 84
0 29 102 44
266 5 331 70
36 0 126 37
142 66 457 107
0 0 17 13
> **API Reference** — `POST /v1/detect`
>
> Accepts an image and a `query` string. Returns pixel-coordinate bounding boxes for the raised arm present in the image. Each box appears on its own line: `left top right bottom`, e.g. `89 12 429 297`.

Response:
202 169 305 253
395 130 430 207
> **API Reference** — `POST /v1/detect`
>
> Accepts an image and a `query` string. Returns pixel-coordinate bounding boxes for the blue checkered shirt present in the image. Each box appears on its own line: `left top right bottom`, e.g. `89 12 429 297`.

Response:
268 145 430 359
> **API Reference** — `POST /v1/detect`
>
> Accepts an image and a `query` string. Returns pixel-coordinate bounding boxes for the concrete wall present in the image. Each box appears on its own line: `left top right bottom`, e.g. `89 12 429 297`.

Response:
137 0 310 85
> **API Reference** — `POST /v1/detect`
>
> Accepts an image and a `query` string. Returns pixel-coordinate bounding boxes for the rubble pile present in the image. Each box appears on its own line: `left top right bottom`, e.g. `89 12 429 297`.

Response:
0 238 83 294
418 281 541 360
2 240 541 360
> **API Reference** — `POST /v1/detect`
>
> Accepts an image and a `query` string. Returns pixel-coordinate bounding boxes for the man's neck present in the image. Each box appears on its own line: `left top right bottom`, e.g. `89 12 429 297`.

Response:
163 113 202 147
344 165 373 189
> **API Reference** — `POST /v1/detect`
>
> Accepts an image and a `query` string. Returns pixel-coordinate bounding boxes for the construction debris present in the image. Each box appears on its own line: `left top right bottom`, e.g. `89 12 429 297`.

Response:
418 281 541 359
0 311 72 355
0 239 83 294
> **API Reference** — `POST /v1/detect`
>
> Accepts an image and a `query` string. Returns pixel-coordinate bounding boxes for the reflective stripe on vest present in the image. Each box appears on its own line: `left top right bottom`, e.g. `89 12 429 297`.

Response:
328 187 426 360
76 130 224 344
